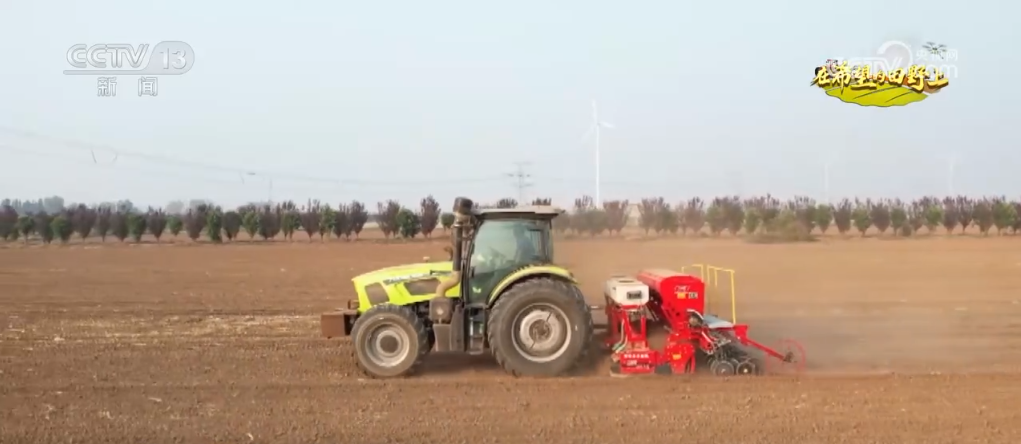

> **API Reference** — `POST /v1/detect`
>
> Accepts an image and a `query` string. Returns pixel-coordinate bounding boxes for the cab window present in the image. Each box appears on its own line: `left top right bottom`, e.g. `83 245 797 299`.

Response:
470 219 551 269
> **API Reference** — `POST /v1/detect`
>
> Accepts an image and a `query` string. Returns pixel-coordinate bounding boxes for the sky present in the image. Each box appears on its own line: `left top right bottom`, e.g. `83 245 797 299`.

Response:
0 0 1015 210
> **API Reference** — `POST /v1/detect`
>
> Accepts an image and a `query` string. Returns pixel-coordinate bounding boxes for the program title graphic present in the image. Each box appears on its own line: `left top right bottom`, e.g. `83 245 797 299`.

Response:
811 41 954 107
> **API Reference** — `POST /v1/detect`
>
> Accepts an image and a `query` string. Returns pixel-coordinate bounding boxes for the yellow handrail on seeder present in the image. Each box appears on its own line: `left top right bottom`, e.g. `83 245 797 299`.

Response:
679 264 737 324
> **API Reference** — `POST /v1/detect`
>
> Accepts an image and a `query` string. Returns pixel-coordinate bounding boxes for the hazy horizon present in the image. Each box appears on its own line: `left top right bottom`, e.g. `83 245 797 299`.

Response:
1 1 1014 210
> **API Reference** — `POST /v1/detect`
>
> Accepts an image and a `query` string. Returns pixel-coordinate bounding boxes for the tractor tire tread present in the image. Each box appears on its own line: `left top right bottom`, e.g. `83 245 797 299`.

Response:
488 277 593 377
350 303 429 379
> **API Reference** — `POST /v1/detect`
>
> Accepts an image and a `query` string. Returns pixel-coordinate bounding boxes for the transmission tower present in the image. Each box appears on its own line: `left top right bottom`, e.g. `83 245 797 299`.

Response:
507 162 533 204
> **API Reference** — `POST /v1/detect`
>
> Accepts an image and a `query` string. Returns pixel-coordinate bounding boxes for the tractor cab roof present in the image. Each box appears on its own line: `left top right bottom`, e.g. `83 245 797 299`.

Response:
475 206 564 221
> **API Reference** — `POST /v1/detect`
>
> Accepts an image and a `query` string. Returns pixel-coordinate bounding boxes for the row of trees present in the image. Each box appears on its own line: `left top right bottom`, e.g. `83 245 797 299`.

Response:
3 195 1020 244
0 197 458 244
614 195 1021 238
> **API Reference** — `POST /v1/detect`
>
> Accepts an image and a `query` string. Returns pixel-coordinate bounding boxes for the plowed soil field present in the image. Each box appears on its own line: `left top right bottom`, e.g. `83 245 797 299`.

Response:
4 235 1021 443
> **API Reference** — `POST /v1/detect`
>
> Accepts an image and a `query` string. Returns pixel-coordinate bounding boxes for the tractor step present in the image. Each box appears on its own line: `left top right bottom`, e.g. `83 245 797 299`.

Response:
467 332 486 354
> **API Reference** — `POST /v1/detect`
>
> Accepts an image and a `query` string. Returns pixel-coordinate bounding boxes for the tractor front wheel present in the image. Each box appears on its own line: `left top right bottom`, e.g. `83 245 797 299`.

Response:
487 278 593 377
350 304 429 378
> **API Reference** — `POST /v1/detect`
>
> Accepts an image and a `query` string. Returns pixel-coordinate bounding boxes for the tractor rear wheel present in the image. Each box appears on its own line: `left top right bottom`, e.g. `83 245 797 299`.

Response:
487 278 593 377
350 304 429 378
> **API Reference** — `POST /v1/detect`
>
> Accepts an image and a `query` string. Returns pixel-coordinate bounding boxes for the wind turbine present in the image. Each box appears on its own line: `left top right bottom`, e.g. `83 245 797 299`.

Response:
946 153 959 196
822 152 840 204
581 99 615 205
823 161 832 204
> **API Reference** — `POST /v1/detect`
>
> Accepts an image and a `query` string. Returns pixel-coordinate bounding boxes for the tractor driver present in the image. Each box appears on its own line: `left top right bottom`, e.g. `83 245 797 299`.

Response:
511 222 539 262
462 222 541 300
470 222 538 272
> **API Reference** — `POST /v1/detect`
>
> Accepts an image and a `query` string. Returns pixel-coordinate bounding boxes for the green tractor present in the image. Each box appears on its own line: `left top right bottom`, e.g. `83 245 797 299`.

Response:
321 197 593 378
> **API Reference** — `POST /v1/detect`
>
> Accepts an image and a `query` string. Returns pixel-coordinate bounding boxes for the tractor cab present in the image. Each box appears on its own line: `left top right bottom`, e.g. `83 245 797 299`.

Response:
424 198 572 355
460 205 560 305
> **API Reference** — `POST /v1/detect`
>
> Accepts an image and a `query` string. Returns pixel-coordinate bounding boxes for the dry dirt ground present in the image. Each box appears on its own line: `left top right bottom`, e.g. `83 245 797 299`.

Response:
3 235 1021 443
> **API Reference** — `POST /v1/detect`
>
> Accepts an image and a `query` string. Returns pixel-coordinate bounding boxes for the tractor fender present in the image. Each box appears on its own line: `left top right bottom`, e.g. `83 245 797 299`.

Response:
486 265 577 307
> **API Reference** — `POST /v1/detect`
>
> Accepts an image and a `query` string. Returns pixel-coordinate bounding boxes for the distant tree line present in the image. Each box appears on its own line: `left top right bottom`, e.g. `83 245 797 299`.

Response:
0 195 452 244
2 196 138 215
2 194 1019 245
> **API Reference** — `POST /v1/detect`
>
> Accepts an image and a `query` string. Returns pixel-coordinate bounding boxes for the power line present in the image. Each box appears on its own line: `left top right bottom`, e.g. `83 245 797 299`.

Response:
532 175 695 187
0 144 248 187
0 126 505 187
506 161 533 204
0 140 710 192
1 126 718 191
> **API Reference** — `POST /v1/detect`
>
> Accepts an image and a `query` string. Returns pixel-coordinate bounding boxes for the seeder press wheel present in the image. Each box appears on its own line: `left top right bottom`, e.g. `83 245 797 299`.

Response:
735 358 759 375
706 339 806 377
708 356 761 376
709 358 736 376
